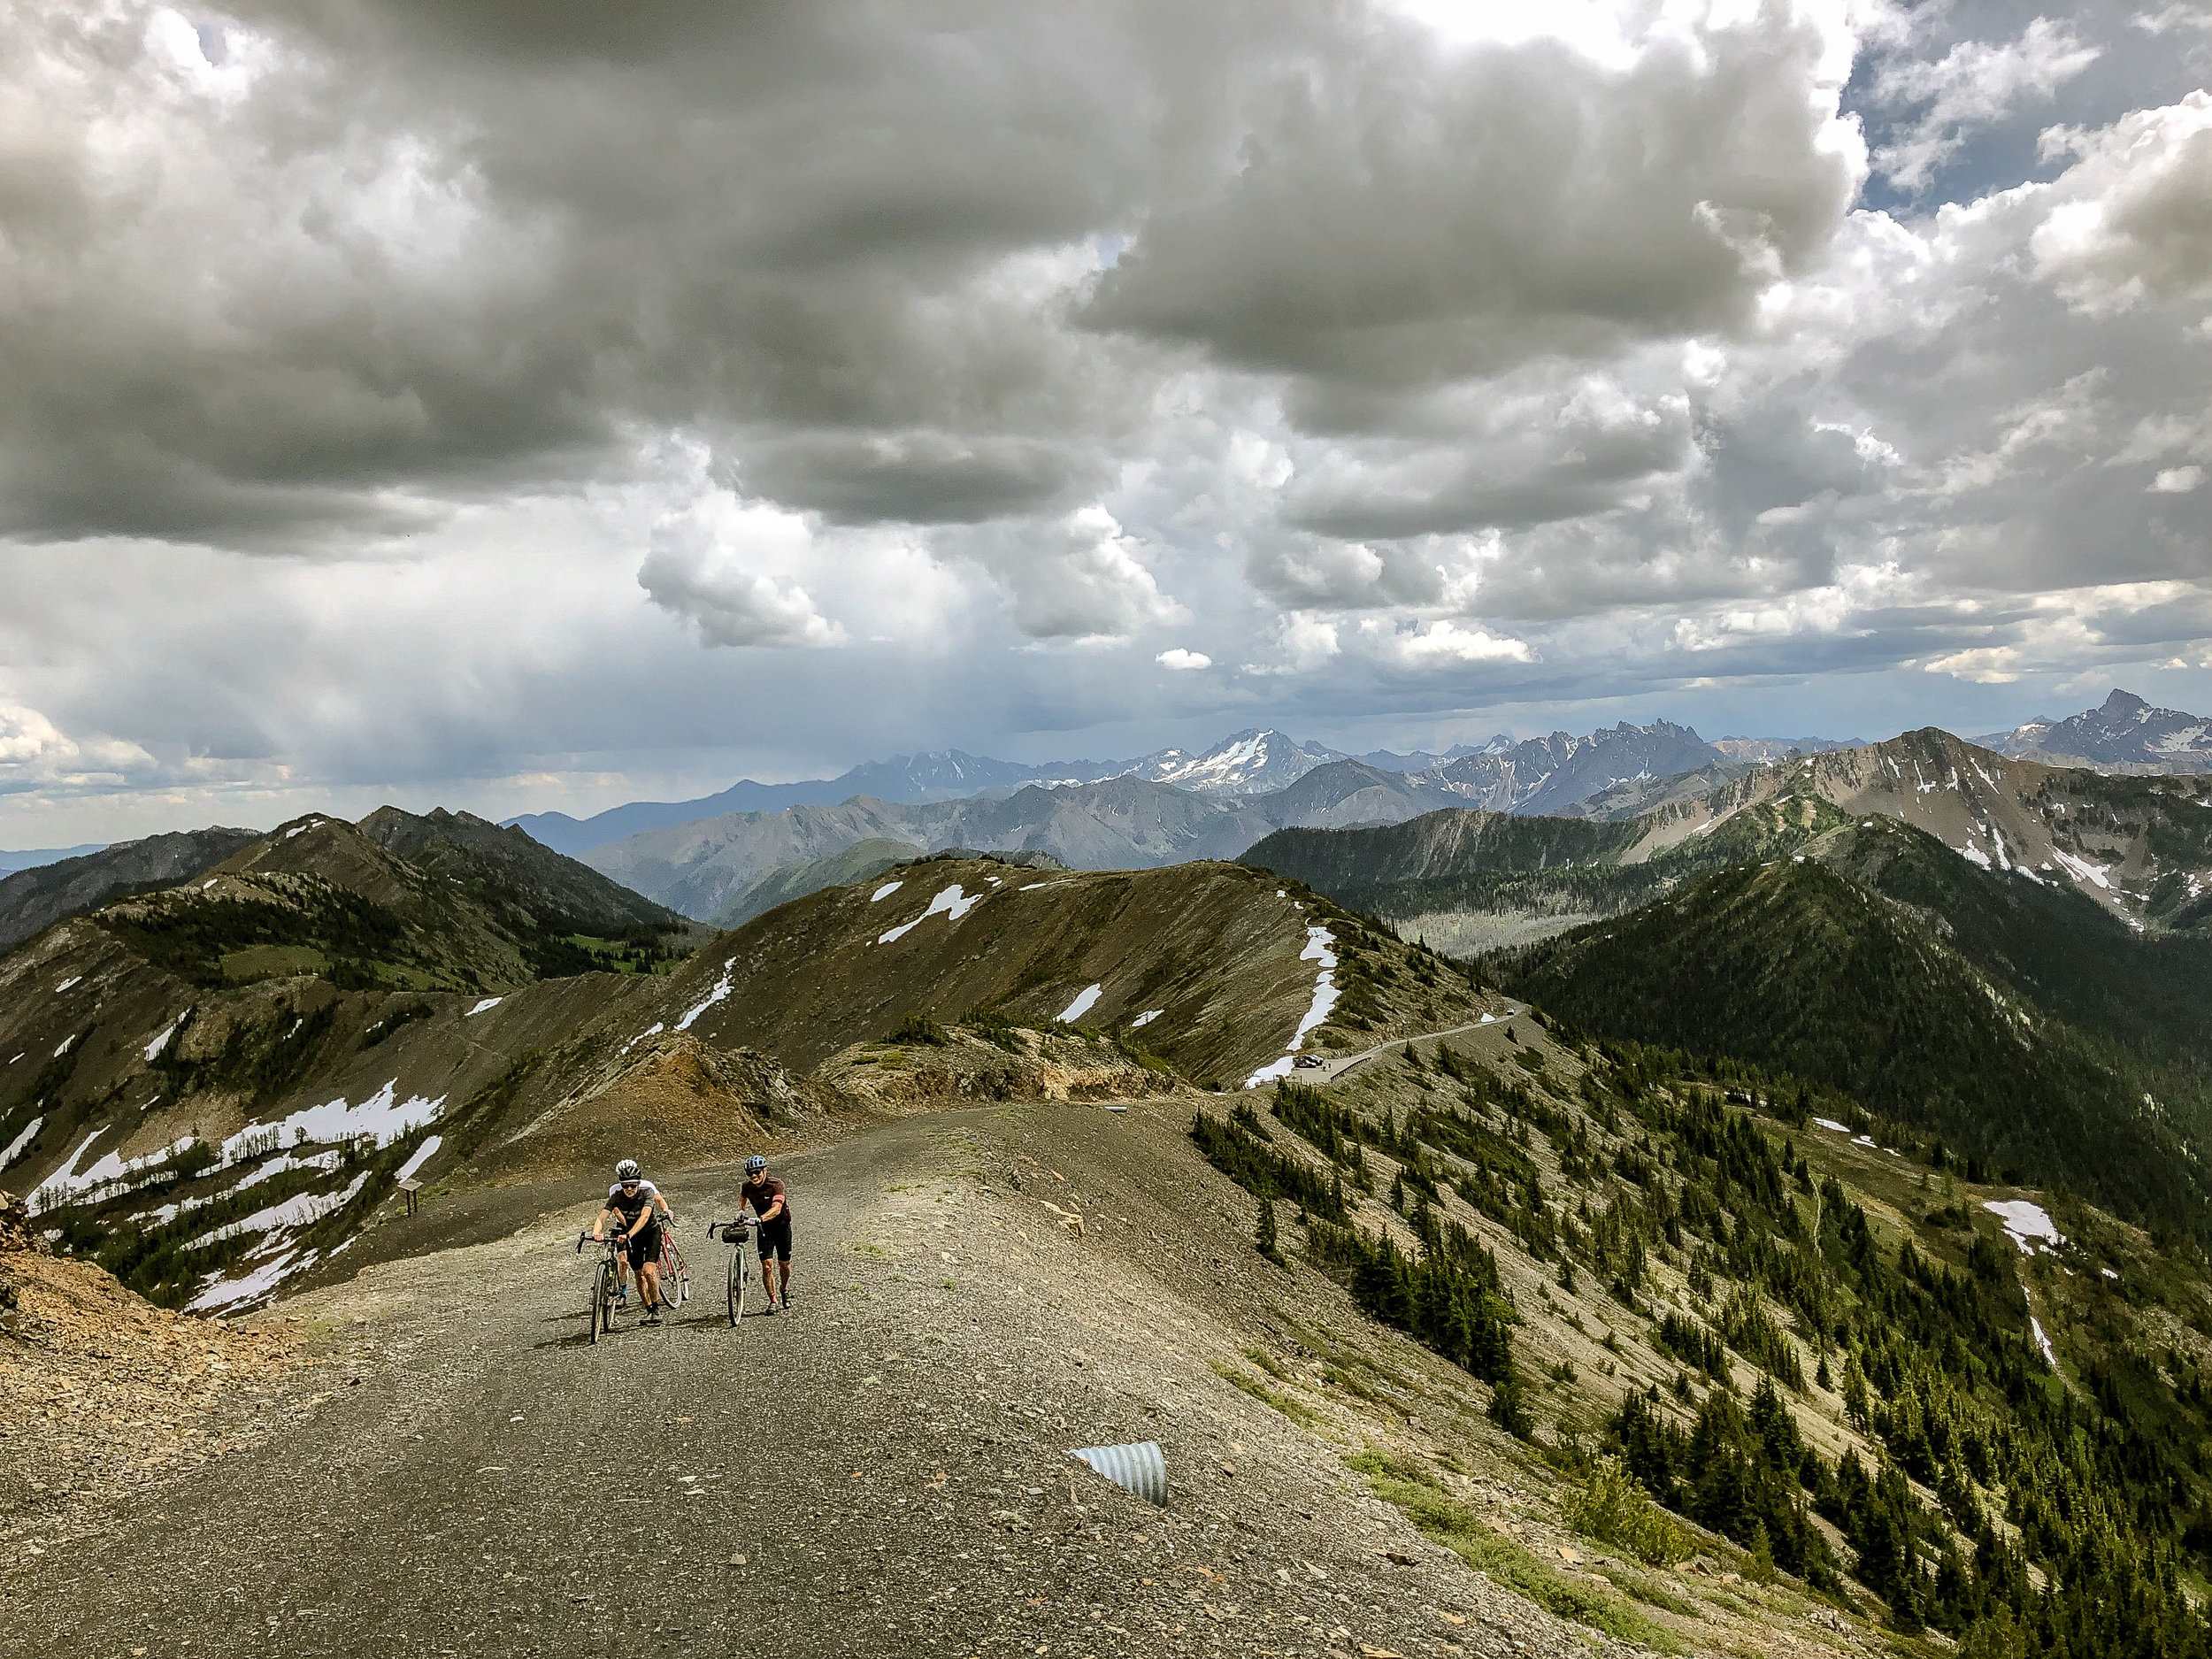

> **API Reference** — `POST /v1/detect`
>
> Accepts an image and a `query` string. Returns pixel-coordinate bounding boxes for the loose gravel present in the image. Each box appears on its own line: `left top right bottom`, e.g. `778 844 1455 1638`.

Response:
5 1101 1724 1658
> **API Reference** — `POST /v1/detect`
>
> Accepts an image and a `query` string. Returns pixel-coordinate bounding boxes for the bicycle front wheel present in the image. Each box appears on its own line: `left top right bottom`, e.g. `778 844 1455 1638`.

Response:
668 1242 690 1308
590 1263 608 1345
727 1246 746 1327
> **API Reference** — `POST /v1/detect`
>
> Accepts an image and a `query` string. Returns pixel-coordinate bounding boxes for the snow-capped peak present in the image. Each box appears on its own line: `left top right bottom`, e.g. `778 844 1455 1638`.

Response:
1118 729 1348 796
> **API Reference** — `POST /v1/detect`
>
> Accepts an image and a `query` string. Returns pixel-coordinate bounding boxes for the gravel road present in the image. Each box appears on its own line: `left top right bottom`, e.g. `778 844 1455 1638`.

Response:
1304 1012 1525 1086
8 1100 1651 1659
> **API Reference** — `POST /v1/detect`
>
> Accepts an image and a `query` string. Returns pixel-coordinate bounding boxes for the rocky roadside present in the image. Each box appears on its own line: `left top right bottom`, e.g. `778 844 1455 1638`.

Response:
0 1189 318 1554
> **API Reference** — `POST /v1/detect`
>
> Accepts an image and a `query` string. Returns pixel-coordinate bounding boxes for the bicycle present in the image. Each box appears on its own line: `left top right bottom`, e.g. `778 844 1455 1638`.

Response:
576 1230 623 1344
708 1215 759 1327
657 1225 690 1313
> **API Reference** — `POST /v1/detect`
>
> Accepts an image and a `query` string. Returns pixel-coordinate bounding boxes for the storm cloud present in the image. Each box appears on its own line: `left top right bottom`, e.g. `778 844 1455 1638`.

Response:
3 0 2212 840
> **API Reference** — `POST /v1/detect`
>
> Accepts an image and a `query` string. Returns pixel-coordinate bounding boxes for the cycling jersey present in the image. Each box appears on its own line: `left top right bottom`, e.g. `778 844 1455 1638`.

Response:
606 1179 660 1227
741 1174 788 1221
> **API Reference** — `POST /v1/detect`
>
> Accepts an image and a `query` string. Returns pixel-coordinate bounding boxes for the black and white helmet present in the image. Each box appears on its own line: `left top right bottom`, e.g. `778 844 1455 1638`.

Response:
615 1158 641 1181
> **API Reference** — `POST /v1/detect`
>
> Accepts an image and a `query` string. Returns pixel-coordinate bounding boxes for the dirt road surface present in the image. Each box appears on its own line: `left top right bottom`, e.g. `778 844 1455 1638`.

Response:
1304 1011 1526 1086
7 1100 1634 1659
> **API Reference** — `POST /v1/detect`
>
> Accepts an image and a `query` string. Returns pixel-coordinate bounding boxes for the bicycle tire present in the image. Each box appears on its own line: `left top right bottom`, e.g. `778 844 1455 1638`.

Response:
654 1239 683 1312
590 1261 608 1345
726 1242 744 1327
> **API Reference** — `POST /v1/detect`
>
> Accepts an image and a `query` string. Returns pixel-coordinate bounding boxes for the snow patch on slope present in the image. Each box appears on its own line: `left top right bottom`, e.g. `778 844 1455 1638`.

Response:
675 959 737 1031
0 1115 42 1172
1245 926 1340 1087
2050 849 2113 890
1985 1198 2064 1255
877 884 981 946
220 1080 447 1163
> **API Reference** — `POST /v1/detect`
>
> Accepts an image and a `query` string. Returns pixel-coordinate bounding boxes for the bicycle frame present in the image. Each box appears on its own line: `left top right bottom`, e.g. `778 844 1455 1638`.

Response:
577 1231 623 1343
710 1217 757 1327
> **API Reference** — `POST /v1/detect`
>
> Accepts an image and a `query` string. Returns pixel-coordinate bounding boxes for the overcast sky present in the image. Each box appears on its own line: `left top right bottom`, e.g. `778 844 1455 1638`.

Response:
4 0 2212 843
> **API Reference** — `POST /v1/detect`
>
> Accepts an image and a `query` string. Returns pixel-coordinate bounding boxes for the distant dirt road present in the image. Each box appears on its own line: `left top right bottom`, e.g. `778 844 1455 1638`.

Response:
1302 1009 1526 1086
7 1101 1626 1659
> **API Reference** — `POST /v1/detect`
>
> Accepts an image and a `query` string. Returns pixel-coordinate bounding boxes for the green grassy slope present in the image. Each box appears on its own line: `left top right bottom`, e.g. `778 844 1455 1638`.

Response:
1189 1016 2212 1659
1246 791 1855 920
1493 821 2212 1240
710 836 923 929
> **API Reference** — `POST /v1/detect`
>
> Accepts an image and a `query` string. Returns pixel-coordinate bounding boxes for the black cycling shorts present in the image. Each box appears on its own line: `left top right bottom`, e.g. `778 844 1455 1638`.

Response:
756 1216 793 1261
621 1222 663 1271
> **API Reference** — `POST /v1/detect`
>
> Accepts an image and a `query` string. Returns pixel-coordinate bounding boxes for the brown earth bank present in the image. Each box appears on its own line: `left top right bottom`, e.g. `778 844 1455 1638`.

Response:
0 1189 311 1546
2 1103 1873 1659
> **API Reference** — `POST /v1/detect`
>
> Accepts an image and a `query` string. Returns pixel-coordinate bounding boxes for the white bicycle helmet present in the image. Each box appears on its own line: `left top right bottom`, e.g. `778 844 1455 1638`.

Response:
615 1158 641 1181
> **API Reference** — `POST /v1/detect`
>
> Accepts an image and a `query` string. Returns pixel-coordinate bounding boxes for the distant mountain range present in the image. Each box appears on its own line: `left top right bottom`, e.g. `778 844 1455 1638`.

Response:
507 721 1843 857
570 718 1872 919
1978 687 2212 772
586 760 1469 921
1422 719 1746 814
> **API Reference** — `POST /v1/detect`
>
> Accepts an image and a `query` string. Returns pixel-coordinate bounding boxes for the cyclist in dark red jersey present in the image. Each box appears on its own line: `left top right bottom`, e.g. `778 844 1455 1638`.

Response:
740 1154 794 1313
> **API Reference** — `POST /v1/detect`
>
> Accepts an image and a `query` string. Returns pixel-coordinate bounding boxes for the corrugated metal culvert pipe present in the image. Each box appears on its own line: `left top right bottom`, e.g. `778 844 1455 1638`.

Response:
1068 1440 1168 1506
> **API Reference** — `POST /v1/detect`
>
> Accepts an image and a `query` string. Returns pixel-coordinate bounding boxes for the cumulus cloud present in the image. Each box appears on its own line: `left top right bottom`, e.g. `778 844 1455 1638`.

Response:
2032 93 2212 311
635 489 846 649
1087 3 1861 419
0 698 156 794
1362 618 1536 668
1867 18 2100 194
943 506 1184 641
637 556 843 651
1156 648 1211 672
0 0 1160 546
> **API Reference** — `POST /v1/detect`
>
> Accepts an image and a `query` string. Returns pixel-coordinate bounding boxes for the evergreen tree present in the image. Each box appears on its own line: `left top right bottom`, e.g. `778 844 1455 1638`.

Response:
1255 1191 1282 1264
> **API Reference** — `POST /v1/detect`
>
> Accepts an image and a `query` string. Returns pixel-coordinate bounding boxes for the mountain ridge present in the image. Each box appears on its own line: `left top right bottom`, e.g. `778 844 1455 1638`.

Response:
1490 815 2212 1240
1248 727 2212 940
0 828 265 954
1977 687 2212 772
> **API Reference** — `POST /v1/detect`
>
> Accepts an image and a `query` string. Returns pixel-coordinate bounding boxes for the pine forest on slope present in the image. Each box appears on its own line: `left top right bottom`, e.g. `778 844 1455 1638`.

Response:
1189 1022 2212 1658
1493 819 2212 1241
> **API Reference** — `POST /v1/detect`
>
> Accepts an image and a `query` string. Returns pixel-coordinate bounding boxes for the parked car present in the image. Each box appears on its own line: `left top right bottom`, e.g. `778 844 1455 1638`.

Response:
1294 1054 1326 1069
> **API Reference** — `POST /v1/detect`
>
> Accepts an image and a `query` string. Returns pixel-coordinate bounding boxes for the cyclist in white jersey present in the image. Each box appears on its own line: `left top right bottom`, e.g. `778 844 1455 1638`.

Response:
592 1159 676 1324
